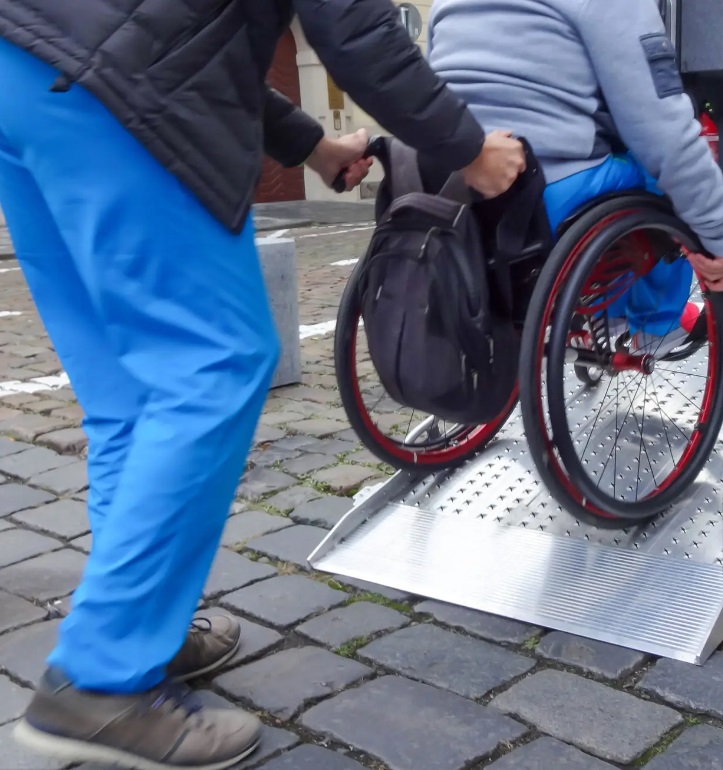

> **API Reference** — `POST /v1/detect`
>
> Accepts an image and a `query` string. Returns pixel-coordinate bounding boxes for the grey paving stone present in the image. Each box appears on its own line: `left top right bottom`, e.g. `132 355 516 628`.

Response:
221 511 293 547
237 468 296 502
300 438 357 456
536 631 646 679
0 589 47 633
0 438 32 458
297 601 408 648
31 461 88 495
196 614 282 668
0 519 13 532
71 533 93 553
291 496 353 529
332 574 412 603
0 483 55 517
0 528 63 568
0 549 86 601
222 575 347 628
249 445 300 469
203 548 277 597
37 427 88 454
237 724 300 769
0 619 61 685
0 414 67 442
638 651 723 718
301 675 527 770
645 725 723 770
359 623 534 699
488 737 616 769
260 745 366 770
0 720 66 769
415 600 540 645
0 447 74 480
216 646 370 721
246 524 326 570
253 425 286 444
12 499 90 540
283 453 335 476
263 485 323 513
491 669 682 764
312 465 377 494
0 675 33 725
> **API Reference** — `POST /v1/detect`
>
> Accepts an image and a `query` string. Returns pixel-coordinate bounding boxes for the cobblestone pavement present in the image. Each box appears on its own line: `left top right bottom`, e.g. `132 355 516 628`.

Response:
0 218 722 770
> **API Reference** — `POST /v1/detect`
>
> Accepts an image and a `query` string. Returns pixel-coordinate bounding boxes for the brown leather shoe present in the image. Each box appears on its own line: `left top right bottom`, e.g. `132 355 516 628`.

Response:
15 668 261 770
168 613 242 681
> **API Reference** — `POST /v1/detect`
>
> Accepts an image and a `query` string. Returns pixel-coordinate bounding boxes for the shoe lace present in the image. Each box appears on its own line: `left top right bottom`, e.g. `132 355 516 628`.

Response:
189 618 213 634
149 681 204 718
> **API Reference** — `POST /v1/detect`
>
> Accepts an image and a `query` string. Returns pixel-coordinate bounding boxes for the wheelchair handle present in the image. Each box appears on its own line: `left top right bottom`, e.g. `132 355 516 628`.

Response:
331 135 387 193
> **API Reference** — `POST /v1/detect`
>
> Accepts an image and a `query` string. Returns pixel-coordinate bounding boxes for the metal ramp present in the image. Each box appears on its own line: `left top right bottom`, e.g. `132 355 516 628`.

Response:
309 402 723 665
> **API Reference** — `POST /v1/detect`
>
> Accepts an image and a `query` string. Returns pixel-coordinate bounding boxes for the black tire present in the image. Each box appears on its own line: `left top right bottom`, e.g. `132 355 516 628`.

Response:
521 196 723 526
334 261 516 472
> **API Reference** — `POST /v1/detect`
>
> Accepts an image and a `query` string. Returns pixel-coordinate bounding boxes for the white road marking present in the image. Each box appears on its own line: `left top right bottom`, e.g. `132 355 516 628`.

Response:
0 267 20 274
299 320 337 339
0 372 70 398
331 258 360 267
297 225 374 240
264 229 290 240
0 311 22 318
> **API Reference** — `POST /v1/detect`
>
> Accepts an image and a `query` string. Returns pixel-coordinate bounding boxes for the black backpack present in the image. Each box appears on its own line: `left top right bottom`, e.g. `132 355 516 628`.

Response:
355 137 551 425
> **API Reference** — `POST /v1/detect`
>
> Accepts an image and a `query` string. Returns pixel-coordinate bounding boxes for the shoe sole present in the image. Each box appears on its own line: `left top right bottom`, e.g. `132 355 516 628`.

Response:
14 720 259 770
175 632 242 682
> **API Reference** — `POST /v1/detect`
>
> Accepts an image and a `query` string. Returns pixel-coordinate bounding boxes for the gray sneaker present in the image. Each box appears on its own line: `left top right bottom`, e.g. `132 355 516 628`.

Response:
169 613 242 681
14 668 261 770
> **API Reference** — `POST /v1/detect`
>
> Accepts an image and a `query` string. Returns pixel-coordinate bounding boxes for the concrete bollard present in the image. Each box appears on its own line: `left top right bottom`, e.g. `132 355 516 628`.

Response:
256 236 301 389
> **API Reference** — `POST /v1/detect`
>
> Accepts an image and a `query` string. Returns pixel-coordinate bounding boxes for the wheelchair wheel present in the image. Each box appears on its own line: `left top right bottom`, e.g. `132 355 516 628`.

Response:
521 196 723 526
335 261 517 472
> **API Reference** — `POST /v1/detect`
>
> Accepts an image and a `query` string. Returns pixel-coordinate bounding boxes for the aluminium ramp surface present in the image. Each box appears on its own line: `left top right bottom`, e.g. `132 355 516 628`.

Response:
309 412 723 666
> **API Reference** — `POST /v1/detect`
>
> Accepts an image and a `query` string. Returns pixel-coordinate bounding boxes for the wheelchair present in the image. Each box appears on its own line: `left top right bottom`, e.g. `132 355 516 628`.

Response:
333 137 723 528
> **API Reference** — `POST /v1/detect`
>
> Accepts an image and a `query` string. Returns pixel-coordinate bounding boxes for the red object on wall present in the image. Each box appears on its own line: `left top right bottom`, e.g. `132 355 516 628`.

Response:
255 30 306 203
701 110 719 163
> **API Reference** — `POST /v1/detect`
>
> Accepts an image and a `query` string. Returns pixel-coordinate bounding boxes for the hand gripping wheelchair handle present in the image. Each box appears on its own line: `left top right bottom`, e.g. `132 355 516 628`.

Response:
331 135 389 193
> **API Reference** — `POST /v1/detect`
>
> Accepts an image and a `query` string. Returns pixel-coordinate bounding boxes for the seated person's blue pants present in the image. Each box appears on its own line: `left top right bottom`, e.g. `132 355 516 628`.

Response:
0 39 280 692
543 154 693 337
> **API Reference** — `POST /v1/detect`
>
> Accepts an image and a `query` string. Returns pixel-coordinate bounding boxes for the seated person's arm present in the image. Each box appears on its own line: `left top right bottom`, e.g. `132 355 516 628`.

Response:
577 0 723 256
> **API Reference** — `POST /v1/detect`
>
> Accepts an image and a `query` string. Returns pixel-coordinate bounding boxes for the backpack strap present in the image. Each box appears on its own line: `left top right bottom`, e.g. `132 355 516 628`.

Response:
388 139 425 199
437 170 473 205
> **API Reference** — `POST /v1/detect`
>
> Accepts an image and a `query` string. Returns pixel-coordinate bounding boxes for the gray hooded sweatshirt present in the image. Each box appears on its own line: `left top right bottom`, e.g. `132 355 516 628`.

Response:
427 0 723 254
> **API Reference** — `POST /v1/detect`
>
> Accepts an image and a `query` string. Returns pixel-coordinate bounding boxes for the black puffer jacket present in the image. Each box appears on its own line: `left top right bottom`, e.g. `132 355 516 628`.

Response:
0 0 485 232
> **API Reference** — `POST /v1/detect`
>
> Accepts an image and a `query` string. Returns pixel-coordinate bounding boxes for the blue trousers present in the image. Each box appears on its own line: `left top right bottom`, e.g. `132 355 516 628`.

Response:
0 39 280 692
544 154 693 336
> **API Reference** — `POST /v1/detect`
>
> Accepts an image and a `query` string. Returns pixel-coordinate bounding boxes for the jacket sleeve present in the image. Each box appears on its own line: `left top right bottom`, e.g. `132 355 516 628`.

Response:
577 0 723 255
293 0 485 171
263 86 325 167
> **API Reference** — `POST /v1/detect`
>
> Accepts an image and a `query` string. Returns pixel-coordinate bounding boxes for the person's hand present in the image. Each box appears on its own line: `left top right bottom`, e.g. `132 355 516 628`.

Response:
306 129 373 191
462 130 526 198
687 250 723 291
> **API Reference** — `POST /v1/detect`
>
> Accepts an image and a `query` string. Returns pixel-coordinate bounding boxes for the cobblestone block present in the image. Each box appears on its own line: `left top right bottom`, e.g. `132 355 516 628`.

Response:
37 428 88 454
221 510 293 547
0 549 86 601
0 675 33 725
0 528 62 568
203 548 277 597
645 725 723 769
491 669 682 764
0 619 61 685
488 737 616 769
263 485 322 513
30 460 88 495
246 524 327 569
536 632 647 679
260 745 366 769
0 721 66 769
0 589 47 633
638 652 723 718
0 414 67 442
360 623 534 699
300 675 527 770
0 447 74 480
296 600 407 648
286 419 348 437
249 446 300 469
71 533 92 553
0 483 55 517
312 465 377 494
12 499 89 540
415 600 540 645
283 453 335 476
204 614 282 667
237 468 296 501
216 646 370 721
0 437 32 457
291 496 353 529
222 575 346 628
253 425 286 444
299 438 357 456
332 574 412 602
